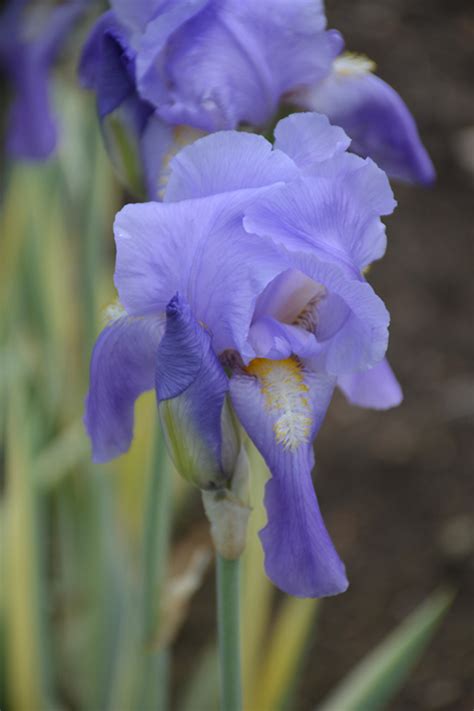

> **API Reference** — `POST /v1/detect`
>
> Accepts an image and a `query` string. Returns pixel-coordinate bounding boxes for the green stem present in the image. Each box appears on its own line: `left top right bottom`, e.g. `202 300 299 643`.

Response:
217 555 242 711
137 423 172 710
77 122 118 710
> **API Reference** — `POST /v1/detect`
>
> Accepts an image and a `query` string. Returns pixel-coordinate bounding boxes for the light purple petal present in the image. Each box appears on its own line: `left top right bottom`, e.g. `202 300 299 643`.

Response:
164 131 298 201
243 162 395 272
226 0 336 93
230 366 347 597
273 112 350 169
156 294 229 489
135 0 210 104
337 357 402 409
113 192 287 356
298 64 435 185
84 313 164 463
138 0 338 131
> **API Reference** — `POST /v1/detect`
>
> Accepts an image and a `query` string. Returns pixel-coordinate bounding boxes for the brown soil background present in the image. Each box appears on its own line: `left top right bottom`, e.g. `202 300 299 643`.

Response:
173 1 474 709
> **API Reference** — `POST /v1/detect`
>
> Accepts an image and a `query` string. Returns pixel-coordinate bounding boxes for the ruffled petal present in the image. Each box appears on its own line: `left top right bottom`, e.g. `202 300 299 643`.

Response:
273 112 350 169
113 192 288 356
164 131 297 201
297 59 435 185
243 160 395 272
156 294 230 489
337 357 402 409
230 363 347 597
84 313 164 463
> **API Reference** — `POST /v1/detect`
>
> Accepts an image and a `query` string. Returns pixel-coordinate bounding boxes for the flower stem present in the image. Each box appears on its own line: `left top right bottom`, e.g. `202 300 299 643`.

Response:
216 554 242 711
137 422 172 709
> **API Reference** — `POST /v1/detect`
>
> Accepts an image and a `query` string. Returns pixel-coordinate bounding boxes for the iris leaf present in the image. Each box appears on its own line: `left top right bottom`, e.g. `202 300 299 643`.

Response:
318 587 454 711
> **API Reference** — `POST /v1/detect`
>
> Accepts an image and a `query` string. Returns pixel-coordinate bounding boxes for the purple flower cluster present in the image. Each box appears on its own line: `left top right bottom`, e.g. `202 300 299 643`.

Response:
78 0 434 196
85 113 402 597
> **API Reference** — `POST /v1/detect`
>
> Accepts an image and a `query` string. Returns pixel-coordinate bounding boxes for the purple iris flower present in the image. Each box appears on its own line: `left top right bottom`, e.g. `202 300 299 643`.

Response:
80 0 433 195
290 48 435 185
0 0 86 160
78 0 340 197
109 0 337 130
85 112 402 598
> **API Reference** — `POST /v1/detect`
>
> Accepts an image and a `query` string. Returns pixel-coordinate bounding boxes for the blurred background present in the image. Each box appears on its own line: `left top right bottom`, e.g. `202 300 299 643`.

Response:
0 1 473 710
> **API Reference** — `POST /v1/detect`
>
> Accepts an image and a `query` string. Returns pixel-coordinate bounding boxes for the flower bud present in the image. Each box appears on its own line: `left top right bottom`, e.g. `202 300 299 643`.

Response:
159 393 243 491
159 395 227 491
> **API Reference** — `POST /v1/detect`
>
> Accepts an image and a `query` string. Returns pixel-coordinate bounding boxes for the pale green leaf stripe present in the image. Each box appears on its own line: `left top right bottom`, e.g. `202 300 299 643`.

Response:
317 587 454 711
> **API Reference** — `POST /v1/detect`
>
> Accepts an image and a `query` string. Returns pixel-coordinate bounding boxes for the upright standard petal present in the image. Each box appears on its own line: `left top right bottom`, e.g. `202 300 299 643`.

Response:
230 360 347 597
296 55 435 185
156 294 230 489
137 0 338 131
273 112 350 169
113 192 287 356
84 313 164 463
134 0 210 105
164 131 297 202
243 164 395 273
337 357 402 409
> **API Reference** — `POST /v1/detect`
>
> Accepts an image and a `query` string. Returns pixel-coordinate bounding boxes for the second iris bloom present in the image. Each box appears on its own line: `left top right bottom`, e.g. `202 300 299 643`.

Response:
79 0 434 198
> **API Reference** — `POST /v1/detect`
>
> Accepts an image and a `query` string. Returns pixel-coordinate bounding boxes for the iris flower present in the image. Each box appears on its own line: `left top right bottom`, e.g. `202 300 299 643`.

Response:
79 0 433 196
85 112 402 598
0 0 87 160
78 0 337 198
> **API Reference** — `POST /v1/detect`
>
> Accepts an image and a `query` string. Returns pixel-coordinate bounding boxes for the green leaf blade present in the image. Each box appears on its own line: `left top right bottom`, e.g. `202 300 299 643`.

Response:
318 588 454 711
